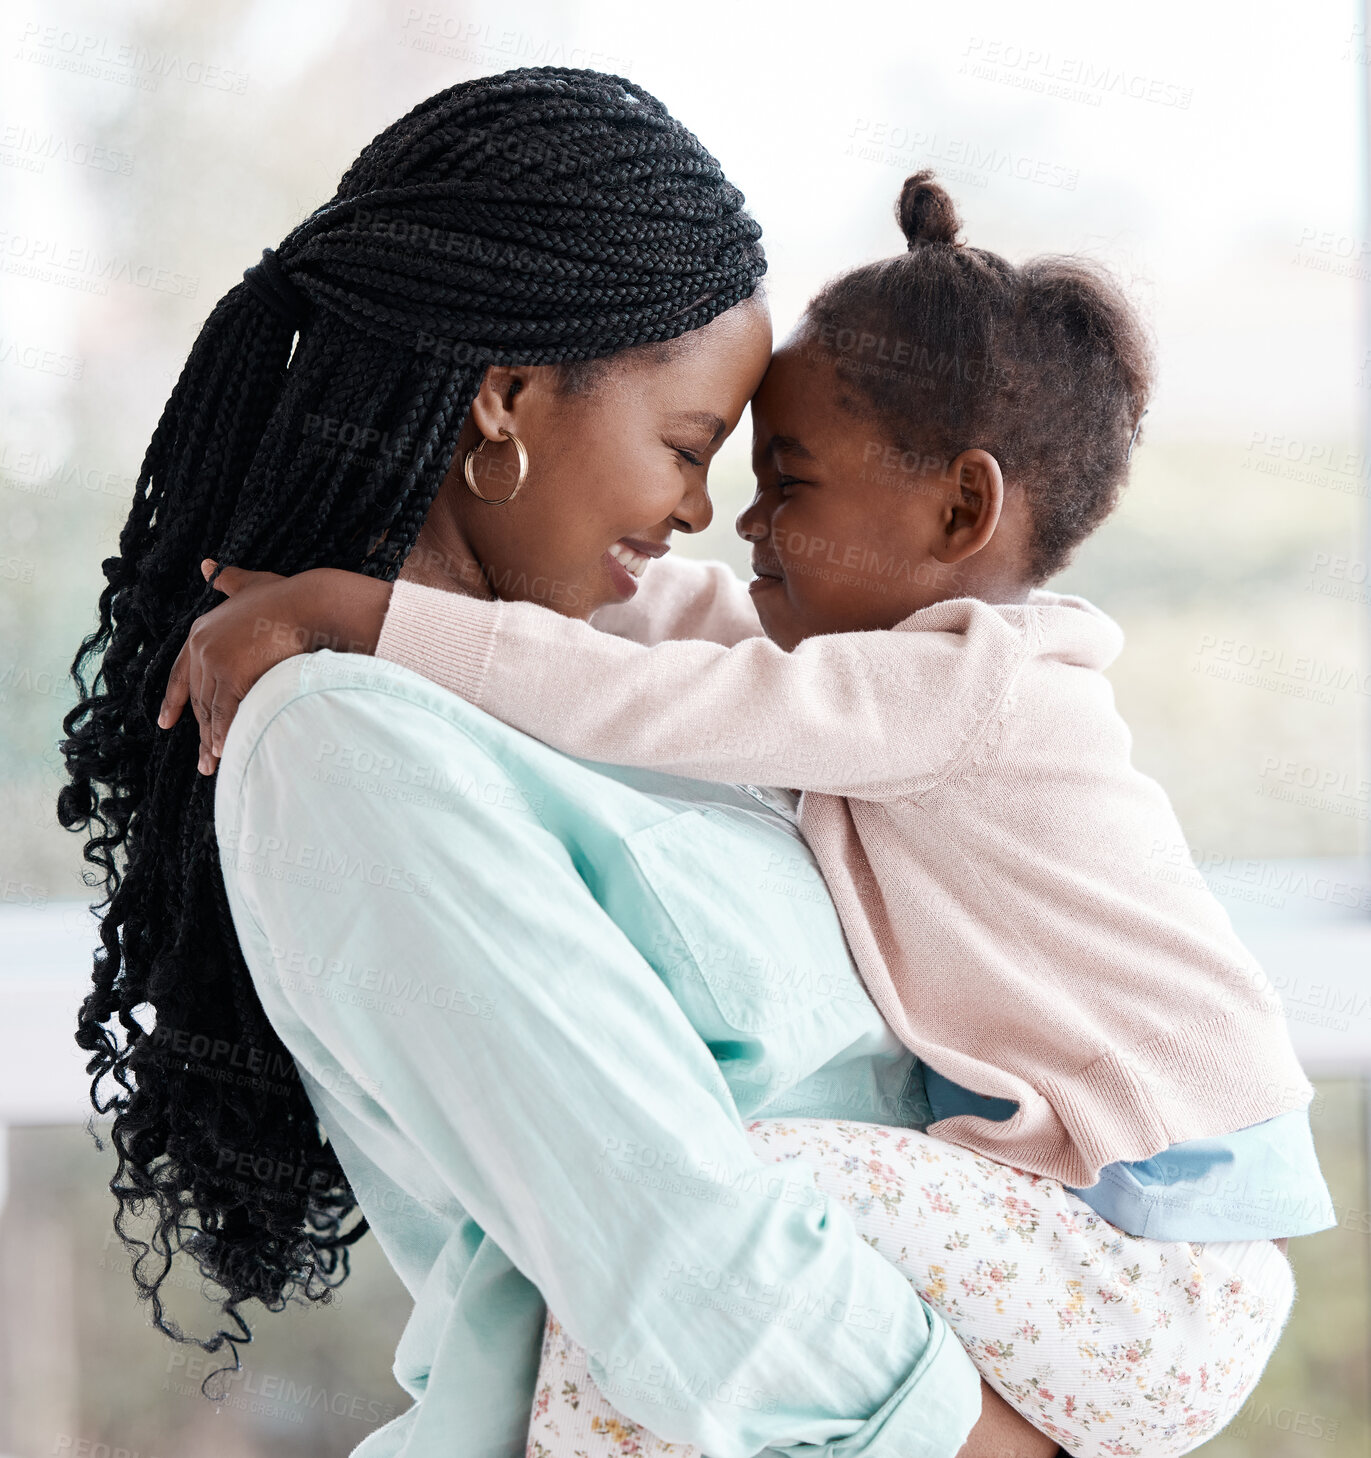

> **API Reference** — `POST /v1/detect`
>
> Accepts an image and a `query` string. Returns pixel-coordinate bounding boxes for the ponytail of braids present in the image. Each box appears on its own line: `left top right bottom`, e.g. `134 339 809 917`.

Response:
58 66 766 1386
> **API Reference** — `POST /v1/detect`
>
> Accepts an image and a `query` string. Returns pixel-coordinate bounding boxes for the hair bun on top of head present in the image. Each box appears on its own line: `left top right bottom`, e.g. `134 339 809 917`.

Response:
896 170 962 249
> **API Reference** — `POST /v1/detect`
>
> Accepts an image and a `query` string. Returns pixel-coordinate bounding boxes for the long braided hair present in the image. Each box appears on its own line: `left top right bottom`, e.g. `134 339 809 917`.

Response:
58 67 766 1375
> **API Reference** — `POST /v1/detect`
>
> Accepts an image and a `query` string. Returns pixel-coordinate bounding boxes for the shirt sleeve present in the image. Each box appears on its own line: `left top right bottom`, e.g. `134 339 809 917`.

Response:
374 582 1026 799
1066 1107 1339 1241
589 554 766 646
924 1064 1338 1239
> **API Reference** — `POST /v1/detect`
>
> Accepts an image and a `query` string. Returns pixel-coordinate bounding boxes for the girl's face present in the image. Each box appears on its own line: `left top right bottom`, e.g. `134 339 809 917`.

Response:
739 334 1027 650
409 296 772 617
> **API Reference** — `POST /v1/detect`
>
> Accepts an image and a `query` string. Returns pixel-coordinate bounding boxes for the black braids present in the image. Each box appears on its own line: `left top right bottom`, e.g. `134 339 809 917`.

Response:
264 368 398 562
217 345 369 564
215 325 399 566
296 373 429 567
363 361 485 579
60 67 766 1392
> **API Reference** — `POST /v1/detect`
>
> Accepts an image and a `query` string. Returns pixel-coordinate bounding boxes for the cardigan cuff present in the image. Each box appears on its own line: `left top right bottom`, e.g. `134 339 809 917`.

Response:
374 578 498 708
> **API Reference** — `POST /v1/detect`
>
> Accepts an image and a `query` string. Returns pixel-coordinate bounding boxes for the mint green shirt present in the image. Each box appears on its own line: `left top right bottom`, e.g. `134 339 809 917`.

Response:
215 651 984 1458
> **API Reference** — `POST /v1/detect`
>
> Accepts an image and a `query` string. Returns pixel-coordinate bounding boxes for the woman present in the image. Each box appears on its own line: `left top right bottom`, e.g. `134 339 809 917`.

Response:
62 68 1113 1458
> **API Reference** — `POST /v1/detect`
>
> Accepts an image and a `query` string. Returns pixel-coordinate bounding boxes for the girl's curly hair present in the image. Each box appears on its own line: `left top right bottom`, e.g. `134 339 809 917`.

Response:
805 169 1153 581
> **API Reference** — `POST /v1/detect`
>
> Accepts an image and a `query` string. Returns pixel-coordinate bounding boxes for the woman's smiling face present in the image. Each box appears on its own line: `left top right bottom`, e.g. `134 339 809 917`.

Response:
410 295 773 617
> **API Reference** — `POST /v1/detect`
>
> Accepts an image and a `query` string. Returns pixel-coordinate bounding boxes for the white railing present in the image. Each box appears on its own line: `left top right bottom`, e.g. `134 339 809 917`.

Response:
3 857 1370 1137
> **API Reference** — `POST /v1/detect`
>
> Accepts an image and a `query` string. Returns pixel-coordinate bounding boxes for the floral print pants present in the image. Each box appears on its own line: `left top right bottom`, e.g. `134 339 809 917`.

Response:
526 1118 1296 1458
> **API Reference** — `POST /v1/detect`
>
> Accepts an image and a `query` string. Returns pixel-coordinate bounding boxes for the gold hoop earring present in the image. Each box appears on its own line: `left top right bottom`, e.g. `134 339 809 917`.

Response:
463 428 529 505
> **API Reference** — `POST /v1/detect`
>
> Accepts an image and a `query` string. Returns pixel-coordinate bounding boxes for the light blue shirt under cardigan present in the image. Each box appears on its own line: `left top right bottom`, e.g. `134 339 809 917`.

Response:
919 1069 1336 1241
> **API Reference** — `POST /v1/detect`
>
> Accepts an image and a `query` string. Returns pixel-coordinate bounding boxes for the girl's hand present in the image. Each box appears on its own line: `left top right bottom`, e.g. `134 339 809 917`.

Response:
158 559 391 775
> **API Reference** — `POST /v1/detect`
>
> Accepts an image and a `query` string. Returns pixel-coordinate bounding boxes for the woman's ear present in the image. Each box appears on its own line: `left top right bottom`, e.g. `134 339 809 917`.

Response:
933 447 1004 563
467 366 527 439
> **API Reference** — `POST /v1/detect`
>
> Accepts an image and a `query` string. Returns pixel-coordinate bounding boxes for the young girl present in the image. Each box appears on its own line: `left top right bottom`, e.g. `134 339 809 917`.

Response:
163 172 1334 1458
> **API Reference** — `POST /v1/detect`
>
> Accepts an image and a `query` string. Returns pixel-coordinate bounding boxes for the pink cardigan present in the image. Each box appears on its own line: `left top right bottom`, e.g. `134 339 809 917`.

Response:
376 556 1313 1187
